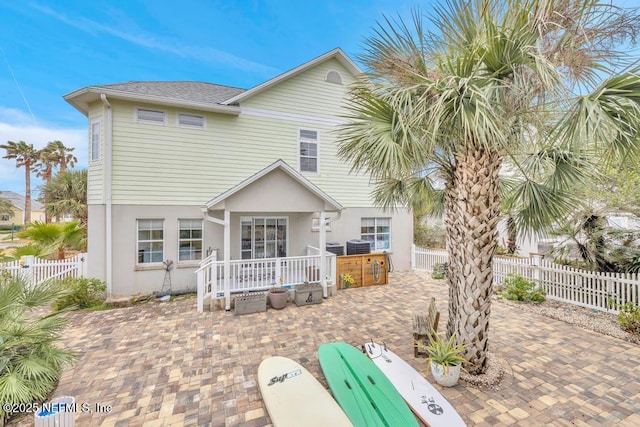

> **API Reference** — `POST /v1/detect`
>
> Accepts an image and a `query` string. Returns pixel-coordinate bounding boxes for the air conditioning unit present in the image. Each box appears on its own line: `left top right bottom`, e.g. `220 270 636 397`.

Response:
346 239 371 255
326 242 344 256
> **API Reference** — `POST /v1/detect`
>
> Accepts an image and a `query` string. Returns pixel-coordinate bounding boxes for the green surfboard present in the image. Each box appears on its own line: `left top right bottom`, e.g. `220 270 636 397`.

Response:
318 342 419 427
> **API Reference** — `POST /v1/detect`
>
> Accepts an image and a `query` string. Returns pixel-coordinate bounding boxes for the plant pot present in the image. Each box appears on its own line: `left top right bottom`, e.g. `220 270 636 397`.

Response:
268 288 288 309
430 361 461 387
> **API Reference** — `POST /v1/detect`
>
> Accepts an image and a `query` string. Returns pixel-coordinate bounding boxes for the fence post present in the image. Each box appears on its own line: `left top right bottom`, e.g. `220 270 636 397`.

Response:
411 244 416 270
79 253 88 278
20 255 36 288
530 253 542 288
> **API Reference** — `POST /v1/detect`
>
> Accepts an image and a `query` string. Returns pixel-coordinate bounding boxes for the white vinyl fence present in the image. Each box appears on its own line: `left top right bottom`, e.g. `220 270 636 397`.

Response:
411 245 639 314
0 253 88 288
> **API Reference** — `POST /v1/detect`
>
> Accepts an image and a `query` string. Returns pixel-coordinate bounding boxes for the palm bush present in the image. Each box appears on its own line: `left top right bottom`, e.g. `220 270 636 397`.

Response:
0 275 76 424
617 302 640 335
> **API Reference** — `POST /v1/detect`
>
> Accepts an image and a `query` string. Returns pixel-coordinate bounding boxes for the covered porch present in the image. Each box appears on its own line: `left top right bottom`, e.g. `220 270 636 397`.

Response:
196 160 343 312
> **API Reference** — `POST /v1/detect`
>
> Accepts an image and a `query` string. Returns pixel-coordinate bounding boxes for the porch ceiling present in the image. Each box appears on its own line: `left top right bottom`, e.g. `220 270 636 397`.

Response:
205 159 343 212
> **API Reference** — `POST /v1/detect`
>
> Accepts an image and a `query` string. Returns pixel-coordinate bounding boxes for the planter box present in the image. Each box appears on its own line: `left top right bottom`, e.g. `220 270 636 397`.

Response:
234 293 267 315
295 284 323 306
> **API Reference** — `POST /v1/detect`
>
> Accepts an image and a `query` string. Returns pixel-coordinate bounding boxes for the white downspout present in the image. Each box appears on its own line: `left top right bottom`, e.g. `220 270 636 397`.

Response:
100 94 113 295
319 211 327 297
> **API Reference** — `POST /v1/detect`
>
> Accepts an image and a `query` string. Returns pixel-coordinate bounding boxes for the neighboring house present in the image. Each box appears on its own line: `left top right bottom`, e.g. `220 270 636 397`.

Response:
64 48 413 298
0 191 46 226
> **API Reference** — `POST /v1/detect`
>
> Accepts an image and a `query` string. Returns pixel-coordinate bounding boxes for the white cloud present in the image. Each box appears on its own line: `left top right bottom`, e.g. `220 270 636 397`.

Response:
0 107 86 197
30 3 279 76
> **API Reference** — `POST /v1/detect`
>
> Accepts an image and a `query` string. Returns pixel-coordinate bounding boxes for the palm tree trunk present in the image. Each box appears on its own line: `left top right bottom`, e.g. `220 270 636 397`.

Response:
445 145 501 375
24 164 32 226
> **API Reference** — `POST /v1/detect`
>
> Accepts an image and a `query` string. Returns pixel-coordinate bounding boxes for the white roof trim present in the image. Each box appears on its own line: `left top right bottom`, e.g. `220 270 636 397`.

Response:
205 159 343 211
221 48 361 105
64 87 241 116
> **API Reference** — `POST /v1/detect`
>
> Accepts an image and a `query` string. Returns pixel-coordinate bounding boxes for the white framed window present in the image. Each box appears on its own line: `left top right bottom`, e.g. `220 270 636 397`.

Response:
178 113 205 129
361 218 391 251
137 219 164 264
178 219 203 262
241 217 288 259
0 214 11 221
136 108 166 125
90 121 101 162
299 129 318 173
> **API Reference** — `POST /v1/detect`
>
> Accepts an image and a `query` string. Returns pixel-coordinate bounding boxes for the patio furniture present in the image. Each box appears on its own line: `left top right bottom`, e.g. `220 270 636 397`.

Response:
413 297 440 358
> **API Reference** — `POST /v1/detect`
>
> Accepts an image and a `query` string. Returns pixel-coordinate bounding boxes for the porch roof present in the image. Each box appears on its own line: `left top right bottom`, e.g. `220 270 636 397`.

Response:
204 159 343 212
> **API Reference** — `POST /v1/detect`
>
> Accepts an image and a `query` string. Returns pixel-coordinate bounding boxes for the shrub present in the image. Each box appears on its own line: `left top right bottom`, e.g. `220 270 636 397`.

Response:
617 302 640 335
415 224 446 248
54 277 106 310
501 274 545 303
431 262 448 280
0 276 75 424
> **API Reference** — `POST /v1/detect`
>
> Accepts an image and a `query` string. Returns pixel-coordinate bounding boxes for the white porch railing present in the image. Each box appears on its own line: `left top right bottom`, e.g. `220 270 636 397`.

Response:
0 253 88 289
196 249 336 313
411 244 640 314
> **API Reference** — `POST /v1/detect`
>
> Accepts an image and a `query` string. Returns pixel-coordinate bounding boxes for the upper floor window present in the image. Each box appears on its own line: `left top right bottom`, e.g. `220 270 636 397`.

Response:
136 108 166 125
178 113 205 129
90 121 101 162
137 219 164 264
178 219 203 262
299 129 318 173
361 217 391 251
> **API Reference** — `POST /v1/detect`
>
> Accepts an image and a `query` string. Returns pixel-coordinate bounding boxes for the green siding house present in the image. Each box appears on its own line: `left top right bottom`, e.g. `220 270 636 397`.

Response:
64 49 413 310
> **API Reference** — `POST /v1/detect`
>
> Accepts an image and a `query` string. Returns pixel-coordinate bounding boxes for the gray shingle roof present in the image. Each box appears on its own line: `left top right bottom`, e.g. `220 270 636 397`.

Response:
0 191 44 211
92 81 246 105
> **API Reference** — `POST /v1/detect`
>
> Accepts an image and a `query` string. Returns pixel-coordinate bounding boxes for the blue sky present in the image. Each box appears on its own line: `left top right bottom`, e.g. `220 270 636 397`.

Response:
0 0 417 195
1 0 639 196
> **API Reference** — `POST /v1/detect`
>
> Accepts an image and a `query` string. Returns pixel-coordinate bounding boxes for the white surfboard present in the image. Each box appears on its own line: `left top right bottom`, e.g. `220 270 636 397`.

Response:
363 341 467 427
258 356 353 427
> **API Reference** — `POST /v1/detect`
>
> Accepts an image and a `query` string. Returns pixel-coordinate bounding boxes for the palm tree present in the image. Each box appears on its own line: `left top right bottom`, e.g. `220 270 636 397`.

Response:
0 275 75 425
1 141 40 225
45 140 77 172
18 221 86 260
41 169 87 225
338 0 640 374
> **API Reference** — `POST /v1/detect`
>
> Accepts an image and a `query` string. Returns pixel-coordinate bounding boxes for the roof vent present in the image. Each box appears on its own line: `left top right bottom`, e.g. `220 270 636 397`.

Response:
325 70 343 85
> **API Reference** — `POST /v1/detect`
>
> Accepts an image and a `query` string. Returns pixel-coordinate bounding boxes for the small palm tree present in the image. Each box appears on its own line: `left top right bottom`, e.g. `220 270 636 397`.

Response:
0 275 75 425
339 0 640 374
18 221 86 260
1 141 40 225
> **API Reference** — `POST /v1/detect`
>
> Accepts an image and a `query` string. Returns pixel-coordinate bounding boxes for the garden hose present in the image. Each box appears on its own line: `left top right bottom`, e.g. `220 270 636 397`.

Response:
372 260 382 283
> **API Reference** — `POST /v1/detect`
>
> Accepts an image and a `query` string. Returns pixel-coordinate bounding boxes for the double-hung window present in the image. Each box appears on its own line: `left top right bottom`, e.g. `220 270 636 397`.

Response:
90 121 101 162
137 219 164 264
299 129 318 172
361 218 391 251
178 219 203 262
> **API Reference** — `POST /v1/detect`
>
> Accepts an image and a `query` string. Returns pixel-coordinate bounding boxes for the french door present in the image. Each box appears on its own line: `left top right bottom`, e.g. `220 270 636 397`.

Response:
241 217 288 260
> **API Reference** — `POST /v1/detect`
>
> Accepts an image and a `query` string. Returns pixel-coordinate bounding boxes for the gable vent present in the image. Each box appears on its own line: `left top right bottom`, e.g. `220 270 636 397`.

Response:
325 70 343 85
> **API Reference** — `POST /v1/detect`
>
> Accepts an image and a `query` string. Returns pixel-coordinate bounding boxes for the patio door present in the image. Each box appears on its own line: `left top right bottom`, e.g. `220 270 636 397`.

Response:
241 217 288 259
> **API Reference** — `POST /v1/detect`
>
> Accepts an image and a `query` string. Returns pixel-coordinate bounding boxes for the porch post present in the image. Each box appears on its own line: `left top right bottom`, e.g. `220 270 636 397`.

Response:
319 211 327 297
224 209 231 310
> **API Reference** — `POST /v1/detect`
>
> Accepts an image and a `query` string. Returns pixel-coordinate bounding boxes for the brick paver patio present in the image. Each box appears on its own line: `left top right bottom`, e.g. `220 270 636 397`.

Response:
18 271 640 426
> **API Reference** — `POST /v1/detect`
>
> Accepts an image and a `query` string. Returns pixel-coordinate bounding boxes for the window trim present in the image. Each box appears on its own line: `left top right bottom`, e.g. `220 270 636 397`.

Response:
177 218 204 264
298 128 319 174
361 217 391 252
177 112 206 129
89 120 101 163
136 219 165 266
135 107 167 125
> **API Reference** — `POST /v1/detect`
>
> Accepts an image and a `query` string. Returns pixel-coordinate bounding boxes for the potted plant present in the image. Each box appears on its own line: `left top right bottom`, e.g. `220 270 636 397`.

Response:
424 333 466 387
268 276 288 309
